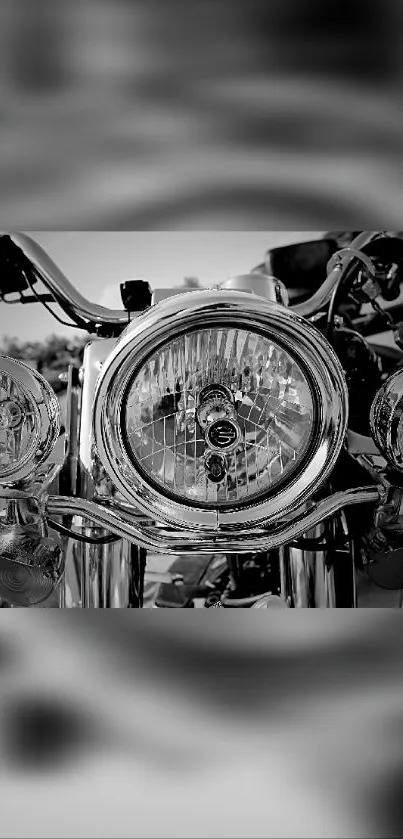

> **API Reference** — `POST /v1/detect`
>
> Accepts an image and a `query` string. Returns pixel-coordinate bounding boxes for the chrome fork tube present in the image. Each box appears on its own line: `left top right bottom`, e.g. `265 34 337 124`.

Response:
286 522 336 608
282 514 356 608
79 539 142 608
67 339 143 608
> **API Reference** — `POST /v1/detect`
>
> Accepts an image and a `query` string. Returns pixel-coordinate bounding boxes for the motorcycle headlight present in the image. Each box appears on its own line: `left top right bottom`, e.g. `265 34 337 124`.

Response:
94 290 348 531
370 369 403 469
0 356 60 484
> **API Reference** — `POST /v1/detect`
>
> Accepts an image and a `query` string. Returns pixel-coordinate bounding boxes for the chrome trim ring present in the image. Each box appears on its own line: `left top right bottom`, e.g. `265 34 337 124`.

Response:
0 355 60 485
93 289 348 531
47 486 379 555
370 369 403 470
219 273 289 306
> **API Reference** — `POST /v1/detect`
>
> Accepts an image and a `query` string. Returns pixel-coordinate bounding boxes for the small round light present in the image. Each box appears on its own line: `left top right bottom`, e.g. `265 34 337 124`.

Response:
370 369 403 470
0 356 60 484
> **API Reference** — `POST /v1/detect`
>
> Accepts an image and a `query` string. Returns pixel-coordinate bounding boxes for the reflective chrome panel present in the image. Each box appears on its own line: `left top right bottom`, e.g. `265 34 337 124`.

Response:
287 522 336 609
219 273 289 305
64 338 144 608
78 338 117 500
68 536 141 609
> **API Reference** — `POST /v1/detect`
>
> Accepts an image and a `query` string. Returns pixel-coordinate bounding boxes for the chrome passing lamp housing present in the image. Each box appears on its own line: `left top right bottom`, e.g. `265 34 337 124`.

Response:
0 356 60 484
370 369 403 470
93 290 348 532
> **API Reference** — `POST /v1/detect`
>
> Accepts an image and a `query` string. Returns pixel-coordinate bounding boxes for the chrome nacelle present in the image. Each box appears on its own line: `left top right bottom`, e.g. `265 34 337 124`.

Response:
93 289 348 539
1 230 401 607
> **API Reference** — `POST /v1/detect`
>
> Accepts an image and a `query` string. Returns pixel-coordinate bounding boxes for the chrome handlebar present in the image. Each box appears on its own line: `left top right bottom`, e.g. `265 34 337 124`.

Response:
46 486 381 555
6 233 132 333
3 231 390 333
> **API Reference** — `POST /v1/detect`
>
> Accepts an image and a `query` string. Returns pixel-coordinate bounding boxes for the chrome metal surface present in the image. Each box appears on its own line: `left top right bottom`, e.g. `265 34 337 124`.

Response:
219 273 289 306
65 337 142 608
46 486 380 555
370 369 403 471
78 338 117 502
75 537 140 609
293 231 386 318
6 234 132 331
61 365 80 497
93 289 348 534
287 521 336 608
0 355 60 485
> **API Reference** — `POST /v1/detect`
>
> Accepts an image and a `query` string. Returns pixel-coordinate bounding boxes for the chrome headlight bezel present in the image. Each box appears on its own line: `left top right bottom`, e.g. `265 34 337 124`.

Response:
93 290 348 531
0 355 60 485
370 369 403 470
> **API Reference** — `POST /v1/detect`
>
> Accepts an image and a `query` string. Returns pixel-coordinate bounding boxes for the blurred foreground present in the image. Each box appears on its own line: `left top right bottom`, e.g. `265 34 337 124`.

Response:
0 612 402 837
1 1 403 228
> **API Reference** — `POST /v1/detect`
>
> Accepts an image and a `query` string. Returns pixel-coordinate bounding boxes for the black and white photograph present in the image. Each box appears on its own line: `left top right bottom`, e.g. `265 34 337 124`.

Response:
2 1 403 838
2 230 403 611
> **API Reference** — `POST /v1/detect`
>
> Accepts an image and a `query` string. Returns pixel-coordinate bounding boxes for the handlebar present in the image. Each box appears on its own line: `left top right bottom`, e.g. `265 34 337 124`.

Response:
292 231 384 317
0 231 393 336
2 233 132 335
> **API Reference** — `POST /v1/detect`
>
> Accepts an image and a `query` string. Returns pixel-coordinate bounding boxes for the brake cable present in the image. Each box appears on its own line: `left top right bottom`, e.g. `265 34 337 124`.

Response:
47 518 121 545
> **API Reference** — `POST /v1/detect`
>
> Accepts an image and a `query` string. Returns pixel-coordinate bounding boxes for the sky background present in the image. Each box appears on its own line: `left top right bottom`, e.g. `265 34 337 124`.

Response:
0 231 322 342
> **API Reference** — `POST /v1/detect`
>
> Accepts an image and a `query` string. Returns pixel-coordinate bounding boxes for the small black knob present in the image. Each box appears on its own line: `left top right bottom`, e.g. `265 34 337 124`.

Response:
205 452 227 483
120 280 152 312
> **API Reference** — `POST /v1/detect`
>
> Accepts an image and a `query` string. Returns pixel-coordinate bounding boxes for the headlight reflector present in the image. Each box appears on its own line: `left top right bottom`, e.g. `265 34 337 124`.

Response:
123 327 315 507
0 356 60 484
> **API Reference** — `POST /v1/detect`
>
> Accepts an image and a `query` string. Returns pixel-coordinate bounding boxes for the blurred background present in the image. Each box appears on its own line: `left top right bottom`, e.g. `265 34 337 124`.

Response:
1 0 403 228
0 611 403 838
0 232 402 836
2 4 403 835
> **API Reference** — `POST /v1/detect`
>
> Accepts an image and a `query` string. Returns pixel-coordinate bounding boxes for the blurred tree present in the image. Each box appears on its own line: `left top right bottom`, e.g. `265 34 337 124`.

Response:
183 277 202 288
2 333 89 391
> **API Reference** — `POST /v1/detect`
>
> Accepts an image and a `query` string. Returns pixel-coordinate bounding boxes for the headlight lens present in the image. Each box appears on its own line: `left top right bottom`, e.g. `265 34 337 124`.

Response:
0 356 60 484
370 369 403 469
0 376 39 474
94 290 348 531
123 327 314 507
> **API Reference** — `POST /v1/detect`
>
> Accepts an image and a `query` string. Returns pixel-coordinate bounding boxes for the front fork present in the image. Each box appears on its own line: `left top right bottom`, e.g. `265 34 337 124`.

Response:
283 515 356 608
150 512 355 609
64 538 145 608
